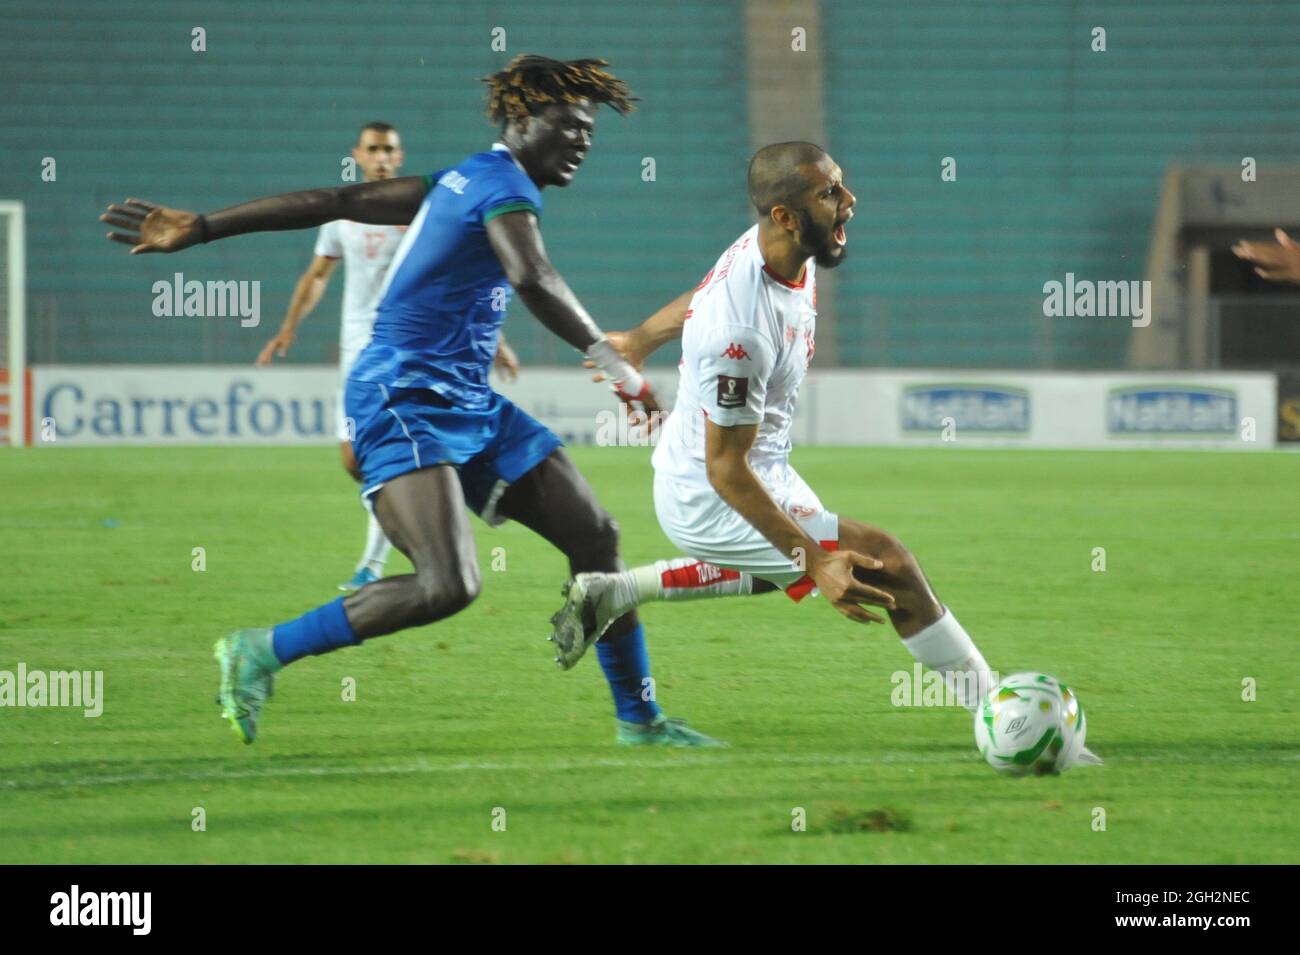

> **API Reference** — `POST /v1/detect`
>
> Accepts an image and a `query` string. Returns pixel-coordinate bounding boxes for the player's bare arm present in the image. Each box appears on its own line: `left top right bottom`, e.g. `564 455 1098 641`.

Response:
618 288 696 364
1233 228 1300 284
704 418 895 623
100 176 430 255
485 208 604 349
585 288 694 382
486 208 659 416
257 254 340 365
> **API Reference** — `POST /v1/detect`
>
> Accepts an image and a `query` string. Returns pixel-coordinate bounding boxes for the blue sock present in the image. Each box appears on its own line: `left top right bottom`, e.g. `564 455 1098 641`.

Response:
595 622 662 724
271 597 360 666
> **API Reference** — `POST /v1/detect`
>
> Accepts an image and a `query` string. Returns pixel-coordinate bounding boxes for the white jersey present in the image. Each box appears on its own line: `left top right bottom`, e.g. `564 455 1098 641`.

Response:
314 219 406 366
653 224 817 491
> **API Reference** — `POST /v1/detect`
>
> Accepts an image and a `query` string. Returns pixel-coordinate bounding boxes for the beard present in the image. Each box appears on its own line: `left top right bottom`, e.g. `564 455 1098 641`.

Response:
795 207 847 269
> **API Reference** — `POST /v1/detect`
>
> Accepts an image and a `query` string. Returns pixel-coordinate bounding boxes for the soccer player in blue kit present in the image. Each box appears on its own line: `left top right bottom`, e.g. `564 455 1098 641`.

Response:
100 56 723 747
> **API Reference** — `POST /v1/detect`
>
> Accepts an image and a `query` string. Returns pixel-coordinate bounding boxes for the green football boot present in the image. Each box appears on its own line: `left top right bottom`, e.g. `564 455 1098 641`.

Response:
549 574 613 670
213 628 280 744
617 714 727 748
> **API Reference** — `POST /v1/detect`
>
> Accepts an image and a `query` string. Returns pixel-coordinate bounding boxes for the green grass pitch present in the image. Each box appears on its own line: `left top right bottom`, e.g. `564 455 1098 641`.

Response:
1 444 1296 863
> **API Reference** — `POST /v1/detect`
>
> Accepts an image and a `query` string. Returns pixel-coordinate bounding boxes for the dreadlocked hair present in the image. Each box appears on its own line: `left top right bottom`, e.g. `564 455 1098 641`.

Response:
483 55 637 125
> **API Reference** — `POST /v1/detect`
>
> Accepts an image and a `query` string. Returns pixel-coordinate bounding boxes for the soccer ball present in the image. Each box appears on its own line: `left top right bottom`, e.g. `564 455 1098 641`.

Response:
974 672 1086 776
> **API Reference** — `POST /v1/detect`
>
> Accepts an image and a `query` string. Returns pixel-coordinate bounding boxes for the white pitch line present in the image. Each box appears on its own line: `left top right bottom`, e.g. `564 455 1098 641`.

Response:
2 749 1297 793
1 751 957 791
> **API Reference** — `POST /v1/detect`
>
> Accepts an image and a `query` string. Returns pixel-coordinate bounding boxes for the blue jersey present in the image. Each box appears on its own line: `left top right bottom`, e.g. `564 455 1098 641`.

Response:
349 145 542 410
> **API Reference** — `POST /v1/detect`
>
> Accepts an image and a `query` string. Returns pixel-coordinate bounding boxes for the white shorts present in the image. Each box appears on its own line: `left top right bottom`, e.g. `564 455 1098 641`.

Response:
653 466 840 599
336 342 367 441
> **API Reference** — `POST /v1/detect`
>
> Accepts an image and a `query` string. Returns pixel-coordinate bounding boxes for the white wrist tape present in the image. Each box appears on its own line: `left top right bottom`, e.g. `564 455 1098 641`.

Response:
585 338 647 399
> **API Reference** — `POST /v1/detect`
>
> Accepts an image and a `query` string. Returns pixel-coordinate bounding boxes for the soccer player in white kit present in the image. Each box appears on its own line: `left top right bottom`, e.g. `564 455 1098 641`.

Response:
257 122 520 591
555 143 1099 760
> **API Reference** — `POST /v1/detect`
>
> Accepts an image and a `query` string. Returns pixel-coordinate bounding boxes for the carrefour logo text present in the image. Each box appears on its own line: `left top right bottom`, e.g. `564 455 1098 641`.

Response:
42 380 328 439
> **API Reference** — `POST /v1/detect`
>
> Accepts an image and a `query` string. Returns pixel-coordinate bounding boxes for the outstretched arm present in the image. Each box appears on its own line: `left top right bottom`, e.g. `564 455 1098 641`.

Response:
1233 228 1300 284
101 177 429 255
583 288 694 382
485 209 603 349
626 288 695 358
485 209 657 415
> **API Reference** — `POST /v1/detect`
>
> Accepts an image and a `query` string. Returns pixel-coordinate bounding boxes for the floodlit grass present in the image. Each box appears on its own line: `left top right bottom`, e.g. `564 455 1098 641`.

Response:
2 445 1296 863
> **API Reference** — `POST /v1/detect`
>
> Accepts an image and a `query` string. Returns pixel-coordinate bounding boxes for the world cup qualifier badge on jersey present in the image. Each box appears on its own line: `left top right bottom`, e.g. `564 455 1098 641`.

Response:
717 375 748 409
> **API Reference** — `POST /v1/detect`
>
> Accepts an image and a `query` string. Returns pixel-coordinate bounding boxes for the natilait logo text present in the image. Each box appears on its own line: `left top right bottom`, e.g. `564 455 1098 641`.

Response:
0 663 103 717
901 385 1030 434
50 886 150 935
1107 386 1237 435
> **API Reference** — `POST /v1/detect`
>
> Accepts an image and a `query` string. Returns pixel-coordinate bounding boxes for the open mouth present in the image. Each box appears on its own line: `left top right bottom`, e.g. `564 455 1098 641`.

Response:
560 156 583 174
832 210 853 247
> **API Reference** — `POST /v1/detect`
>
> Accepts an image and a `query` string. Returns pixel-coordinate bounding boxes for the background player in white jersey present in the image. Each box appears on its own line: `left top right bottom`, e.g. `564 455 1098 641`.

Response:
558 142 1099 759
256 121 520 591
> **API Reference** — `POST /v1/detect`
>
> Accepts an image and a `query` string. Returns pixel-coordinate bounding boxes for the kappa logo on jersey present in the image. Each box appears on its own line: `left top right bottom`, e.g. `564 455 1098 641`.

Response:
721 342 752 360
694 267 714 291
717 375 748 409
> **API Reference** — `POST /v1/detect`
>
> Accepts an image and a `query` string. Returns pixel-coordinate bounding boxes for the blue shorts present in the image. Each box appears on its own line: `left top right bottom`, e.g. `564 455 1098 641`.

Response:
345 380 562 525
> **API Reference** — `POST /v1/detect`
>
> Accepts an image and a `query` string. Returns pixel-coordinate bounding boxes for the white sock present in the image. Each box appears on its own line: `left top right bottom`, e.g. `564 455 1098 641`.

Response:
903 608 995 711
604 559 756 618
359 512 392 575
